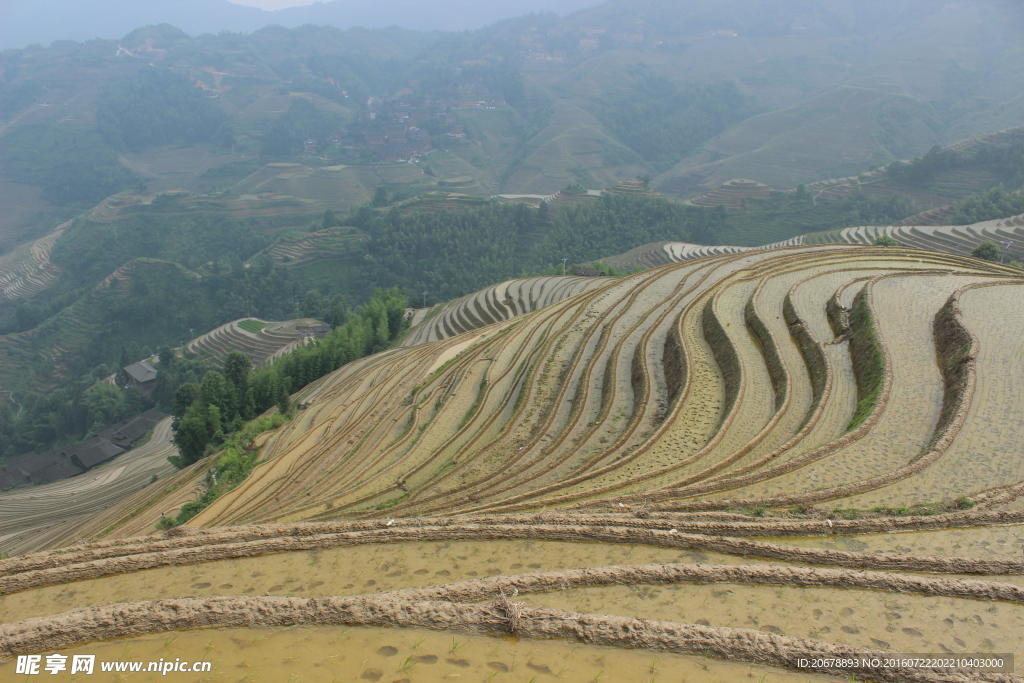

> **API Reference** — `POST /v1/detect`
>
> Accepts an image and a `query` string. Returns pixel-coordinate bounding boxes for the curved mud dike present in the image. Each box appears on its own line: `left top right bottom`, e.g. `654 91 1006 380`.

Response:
745 293 787 408
7 491 1024 578
592 280 892 508
1 595 1017 683
3 522 1023 596
644 281 980 512
385 561 1024 606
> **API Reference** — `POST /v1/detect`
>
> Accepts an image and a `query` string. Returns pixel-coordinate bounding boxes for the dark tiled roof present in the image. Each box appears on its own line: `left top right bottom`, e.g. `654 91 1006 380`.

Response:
0 408 167 488
70 438 125 469
0 466 33 490
26 450 87 485
98 408 167 449
124 360 158 384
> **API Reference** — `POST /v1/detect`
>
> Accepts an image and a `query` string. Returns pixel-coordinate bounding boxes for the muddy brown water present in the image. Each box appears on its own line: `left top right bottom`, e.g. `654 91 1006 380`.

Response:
1 540 782 622
4 536 1021 680
516 582 1023 655
0 624 840 682
763 525 1024 561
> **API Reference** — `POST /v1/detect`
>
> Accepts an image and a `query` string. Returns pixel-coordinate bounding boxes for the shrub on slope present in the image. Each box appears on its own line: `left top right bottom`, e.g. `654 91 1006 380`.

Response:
96 67 233 151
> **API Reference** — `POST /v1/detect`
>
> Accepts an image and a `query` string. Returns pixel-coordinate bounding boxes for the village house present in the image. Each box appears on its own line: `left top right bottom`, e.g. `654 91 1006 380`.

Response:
123 360 158 394
0 408 166 489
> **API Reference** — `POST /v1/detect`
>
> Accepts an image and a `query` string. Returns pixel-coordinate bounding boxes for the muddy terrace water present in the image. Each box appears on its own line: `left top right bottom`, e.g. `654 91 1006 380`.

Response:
0 540 779 622
0 624 839 682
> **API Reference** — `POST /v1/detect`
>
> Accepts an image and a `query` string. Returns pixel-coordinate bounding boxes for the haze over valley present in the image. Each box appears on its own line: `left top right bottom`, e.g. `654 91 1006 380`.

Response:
1 1 1024 681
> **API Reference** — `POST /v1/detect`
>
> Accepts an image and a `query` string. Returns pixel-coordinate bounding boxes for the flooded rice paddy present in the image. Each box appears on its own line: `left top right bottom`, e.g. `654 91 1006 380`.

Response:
0 540 782 622
765 524 1024 560
0 624 839 682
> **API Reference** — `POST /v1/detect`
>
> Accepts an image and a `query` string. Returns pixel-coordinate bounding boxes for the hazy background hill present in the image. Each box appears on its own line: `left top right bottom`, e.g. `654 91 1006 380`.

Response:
0 0 1023 460
0 0 604 49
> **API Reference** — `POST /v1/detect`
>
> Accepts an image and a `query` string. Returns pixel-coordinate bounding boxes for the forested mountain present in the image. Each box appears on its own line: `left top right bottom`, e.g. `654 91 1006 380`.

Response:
0 0 605 50
0 0 1023 466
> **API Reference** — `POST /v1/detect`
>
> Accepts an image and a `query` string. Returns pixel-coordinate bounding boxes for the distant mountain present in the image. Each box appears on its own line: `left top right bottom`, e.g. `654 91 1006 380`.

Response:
0 0 603 49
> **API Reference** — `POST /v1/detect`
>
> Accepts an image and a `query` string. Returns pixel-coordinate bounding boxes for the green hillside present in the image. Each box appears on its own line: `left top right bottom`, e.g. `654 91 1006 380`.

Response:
1 0 1022 250
1 0 1023 472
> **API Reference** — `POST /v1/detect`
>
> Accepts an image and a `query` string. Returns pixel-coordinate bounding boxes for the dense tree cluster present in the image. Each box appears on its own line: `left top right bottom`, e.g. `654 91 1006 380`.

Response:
0 123 139 206
545 193 726 258
51 212 274 287
950 186 1024 225
262 98 346 156
887 133 1024 190
170 287 407 466
594 71 758 171
0 383 149 459
886 146 962 187
361 195 724 299
96 67 233 151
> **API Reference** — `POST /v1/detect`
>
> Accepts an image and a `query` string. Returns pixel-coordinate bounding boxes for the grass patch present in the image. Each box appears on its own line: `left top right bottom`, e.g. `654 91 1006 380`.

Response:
845 287 885 432
156 410 292 528
459 378 488 429
374 491 411 510
826 497 975 521
237 319 269 333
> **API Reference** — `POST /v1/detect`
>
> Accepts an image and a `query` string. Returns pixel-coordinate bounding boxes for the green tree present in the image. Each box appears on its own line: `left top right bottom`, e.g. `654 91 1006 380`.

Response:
537 200 550 224
171 383 200 419
223 352 252 391
971 240 1001 262
371 186 390 208
171 402 222 467
199 371 227 409
325 294 349 328
223 351 253 422
115 347 131 387
301 289 324 319
874 235 899 246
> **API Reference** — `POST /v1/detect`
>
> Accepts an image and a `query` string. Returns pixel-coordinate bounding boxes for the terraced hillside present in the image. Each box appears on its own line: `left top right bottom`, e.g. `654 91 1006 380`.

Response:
228 161 437 213
401 275 607 347
186 318 327 366
0 219 69 299
5 244 1023 682
686 178 774 210
266 226 367 265
605 213 1024 270
0 417 178 557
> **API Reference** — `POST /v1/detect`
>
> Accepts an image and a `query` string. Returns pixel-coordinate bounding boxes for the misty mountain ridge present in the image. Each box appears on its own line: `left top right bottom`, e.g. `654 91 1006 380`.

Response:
8 0 1022 52
0 0 604 50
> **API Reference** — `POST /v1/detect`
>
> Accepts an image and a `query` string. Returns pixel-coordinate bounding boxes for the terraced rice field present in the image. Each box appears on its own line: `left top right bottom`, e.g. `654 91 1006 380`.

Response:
229 161 438 212
267 226 367 265
0 418 178 557
3 245 1023 682
687 178 774 210
187 318 323 366
0 219 69 299
605 213 1024 271
402 275 607 347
